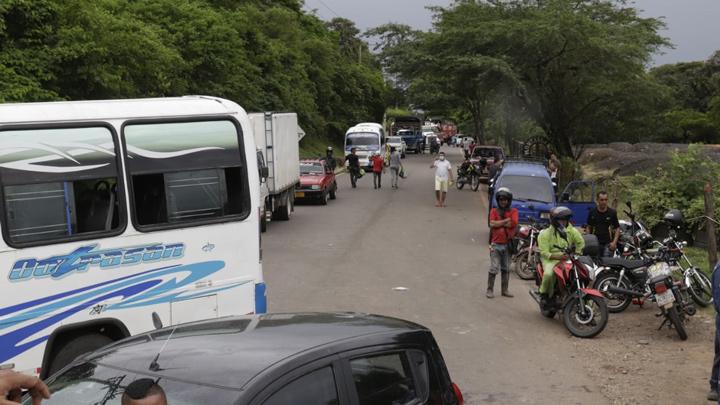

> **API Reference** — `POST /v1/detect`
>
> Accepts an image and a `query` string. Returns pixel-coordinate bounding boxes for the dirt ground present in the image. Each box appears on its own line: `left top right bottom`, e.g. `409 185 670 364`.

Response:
573 302 715 405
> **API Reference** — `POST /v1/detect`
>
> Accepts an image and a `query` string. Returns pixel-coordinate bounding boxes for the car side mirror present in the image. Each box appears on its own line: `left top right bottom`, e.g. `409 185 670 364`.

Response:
152 312 163 330
626 201 632 210
560 192 570 202
261 166 269 180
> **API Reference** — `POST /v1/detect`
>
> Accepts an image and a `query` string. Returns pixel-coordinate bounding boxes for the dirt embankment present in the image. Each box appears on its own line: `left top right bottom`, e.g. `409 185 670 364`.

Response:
577 143 720 176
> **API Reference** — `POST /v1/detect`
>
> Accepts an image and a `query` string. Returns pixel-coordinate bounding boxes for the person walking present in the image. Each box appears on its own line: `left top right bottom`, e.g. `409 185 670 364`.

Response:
585 191 621 257
708 260 720 401
388 146 403 188
345 148 360 188
369 153 385 189
548 152 561 195
429 151 453 207
463 136 472 159
487 187 518 298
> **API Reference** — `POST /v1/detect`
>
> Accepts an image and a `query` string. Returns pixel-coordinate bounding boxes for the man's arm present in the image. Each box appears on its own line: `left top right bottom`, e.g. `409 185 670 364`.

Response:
507 209 519 229
573 227 586 253
429 158 438 168
489 209 509 229
610 211 621 248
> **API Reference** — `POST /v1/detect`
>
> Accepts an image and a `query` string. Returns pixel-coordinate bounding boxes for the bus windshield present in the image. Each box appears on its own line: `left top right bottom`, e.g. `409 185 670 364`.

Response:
345 132 380 150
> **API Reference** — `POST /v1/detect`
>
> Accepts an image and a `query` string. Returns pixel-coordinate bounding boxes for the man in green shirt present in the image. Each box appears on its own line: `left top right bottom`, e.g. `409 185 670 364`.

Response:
536 206 585 306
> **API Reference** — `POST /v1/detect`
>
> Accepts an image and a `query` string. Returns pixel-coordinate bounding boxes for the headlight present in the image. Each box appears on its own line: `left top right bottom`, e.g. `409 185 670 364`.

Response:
311 185 319 190
540 212 550 219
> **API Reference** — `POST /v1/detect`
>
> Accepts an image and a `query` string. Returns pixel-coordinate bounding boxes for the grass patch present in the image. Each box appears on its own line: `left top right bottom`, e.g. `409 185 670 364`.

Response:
299 135 341 159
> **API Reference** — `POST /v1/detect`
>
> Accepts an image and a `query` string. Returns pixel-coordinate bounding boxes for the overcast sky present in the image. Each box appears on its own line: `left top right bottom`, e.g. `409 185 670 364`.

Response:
301 0 720 66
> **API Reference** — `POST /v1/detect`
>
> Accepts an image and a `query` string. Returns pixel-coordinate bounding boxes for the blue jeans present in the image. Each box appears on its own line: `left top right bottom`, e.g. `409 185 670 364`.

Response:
490 243 509 275
712 314 720 389
599 243 614 258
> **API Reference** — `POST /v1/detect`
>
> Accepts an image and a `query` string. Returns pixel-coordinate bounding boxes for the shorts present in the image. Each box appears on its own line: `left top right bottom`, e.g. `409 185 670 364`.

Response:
435 178 449 192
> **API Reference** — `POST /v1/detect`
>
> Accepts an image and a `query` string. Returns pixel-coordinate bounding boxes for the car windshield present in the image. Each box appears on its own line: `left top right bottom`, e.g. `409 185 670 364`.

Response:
472 148 501 159
300 163 323 175
498 174 554 203
386 137 402 144
346 132 380 150
24 362 239 405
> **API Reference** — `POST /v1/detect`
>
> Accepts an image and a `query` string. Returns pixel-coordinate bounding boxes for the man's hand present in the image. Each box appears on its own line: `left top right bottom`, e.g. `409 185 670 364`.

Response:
609 242 617 251
0 370 51 405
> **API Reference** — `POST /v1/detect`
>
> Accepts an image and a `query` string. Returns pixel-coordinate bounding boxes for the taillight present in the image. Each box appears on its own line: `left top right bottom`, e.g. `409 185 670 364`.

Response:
452 382 464 405
654 282 667 294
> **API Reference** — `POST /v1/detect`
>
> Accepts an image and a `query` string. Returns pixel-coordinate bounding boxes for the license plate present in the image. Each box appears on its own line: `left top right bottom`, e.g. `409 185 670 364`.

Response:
655 289 675 307
295 192 305 198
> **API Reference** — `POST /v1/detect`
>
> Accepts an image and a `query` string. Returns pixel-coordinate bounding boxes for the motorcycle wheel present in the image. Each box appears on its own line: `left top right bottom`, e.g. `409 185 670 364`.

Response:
593 273 633 313
471 174 480 191
687 270 713 307
563 295 608 339
456 179 464 189
514 251 536 280
667 304 688 340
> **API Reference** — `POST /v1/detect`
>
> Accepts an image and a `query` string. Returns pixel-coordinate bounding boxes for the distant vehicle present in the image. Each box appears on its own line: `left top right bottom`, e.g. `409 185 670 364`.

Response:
295 158 337 205
40 312 466 405
470 145 506 180
488 159 595 228
393 116 424 154
440 122 458 145
344 122 386 170
455 134 472 147
386 135 407 158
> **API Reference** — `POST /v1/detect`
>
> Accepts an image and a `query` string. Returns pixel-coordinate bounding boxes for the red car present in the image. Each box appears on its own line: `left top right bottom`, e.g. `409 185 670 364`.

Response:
470 145 505 177
295 158 337 205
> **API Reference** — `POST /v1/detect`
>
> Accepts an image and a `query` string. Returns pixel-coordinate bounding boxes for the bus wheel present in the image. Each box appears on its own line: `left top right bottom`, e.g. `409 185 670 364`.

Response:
47 333 114 376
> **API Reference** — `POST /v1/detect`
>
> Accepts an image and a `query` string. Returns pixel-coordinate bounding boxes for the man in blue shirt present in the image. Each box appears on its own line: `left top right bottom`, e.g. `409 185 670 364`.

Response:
709 262 720 401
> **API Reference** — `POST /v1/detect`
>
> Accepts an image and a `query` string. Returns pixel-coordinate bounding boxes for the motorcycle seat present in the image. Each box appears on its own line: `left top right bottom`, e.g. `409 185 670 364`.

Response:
597 257 646 269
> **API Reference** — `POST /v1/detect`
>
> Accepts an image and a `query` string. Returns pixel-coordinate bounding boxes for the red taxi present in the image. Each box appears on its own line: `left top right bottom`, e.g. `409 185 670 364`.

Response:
295 158 337 205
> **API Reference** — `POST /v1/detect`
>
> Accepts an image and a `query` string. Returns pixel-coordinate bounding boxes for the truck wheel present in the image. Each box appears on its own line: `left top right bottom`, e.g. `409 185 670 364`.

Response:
273 194 291 221
329 183 337 200
47 333 114 376
320 189 328 205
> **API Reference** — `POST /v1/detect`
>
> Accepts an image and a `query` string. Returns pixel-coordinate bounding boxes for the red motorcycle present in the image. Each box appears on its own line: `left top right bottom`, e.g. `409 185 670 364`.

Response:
530 231 609 338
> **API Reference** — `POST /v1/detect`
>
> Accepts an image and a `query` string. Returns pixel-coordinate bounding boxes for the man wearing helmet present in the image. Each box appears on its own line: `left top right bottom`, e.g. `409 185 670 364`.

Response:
324 147 337 171
487 187 518 298
535 206 585 306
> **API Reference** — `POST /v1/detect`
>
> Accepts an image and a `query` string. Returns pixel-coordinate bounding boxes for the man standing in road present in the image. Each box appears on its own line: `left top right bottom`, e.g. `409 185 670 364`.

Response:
430 152 453 207
463 136 472 159
388 147 403 188
345 148 360 188
369 153 385 189
487 187 518 298
708 260 720 401
585 191 621 257
487 158 502 182
548 153 561 195
324 146 337 171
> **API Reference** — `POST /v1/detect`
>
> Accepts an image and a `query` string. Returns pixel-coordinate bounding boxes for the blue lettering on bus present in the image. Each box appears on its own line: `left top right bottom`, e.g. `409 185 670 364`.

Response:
8 243 186 282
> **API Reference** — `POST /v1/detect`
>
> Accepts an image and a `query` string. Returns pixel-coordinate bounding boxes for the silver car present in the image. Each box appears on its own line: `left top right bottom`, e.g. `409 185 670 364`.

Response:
386 136 407 158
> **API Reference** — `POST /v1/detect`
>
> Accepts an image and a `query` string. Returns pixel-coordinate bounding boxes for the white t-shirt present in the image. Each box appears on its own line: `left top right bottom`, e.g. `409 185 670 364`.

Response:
433 159 452 180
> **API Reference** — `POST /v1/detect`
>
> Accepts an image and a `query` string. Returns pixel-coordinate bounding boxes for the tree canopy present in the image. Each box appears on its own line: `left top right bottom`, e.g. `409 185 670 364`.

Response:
0 0 386 146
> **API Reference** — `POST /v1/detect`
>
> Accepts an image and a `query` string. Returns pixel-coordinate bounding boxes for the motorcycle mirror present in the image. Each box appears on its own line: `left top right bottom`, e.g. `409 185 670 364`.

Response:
625 201 632 210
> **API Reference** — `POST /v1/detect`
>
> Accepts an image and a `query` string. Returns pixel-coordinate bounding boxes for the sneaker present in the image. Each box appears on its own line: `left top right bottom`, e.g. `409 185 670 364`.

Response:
708 387 719 401
435 202 441 207
441 202 446 207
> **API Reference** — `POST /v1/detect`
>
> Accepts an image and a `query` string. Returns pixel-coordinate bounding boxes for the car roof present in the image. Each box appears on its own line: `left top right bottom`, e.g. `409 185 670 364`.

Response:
499 162 550 177
299 158 324 164
474 145 503 150
81 312 429 391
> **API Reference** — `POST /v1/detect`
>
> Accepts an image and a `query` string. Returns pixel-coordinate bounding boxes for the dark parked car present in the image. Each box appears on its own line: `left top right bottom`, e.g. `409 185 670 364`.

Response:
31 312 464 405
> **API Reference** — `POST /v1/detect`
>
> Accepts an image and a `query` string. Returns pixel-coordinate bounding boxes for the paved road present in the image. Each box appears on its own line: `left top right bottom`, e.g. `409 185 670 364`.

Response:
262 146 611 404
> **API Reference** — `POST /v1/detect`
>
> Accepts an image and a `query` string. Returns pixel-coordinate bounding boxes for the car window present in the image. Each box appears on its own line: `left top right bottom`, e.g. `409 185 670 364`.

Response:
262 366 338 405
351 353 418 405
499 174 554 203
300 162 324 175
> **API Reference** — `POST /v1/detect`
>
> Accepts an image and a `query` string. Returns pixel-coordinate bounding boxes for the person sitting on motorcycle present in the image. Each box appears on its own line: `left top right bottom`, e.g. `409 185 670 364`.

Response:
430 137 439 153
459 158 472 176
535 206 585 307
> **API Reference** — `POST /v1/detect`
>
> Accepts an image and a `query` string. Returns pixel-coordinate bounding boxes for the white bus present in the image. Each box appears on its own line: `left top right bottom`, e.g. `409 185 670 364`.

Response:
343 122 386 170
0 96 264 378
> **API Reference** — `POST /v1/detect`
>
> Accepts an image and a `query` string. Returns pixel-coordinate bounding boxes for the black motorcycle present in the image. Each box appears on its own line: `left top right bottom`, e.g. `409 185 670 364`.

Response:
456 161 479 191
593 256 651 313
430 141 439 154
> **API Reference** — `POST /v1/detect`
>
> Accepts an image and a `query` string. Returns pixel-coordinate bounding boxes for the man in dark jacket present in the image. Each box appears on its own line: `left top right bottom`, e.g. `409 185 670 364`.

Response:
324 146 337 171
345 148 360 188
708 261 720 401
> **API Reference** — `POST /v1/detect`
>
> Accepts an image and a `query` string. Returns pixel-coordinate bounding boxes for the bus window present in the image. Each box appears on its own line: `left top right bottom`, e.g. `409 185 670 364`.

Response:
0 126 122 246
124 120 249 228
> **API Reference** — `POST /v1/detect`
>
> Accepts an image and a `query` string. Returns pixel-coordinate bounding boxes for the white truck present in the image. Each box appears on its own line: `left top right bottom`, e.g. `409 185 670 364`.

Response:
250 112 302 232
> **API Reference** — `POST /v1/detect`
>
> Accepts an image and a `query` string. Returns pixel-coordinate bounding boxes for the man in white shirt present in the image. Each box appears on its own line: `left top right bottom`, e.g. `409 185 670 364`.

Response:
462 137 472 159
430 152 454 207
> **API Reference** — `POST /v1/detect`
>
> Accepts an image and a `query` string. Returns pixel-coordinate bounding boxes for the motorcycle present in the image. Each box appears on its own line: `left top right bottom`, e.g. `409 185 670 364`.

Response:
455 161 479 191
616 201 659 259
430 141 439 154
529 230 609 338
514 212 546 280
654 209 713 307
593 256 652 313
605 260 695 340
